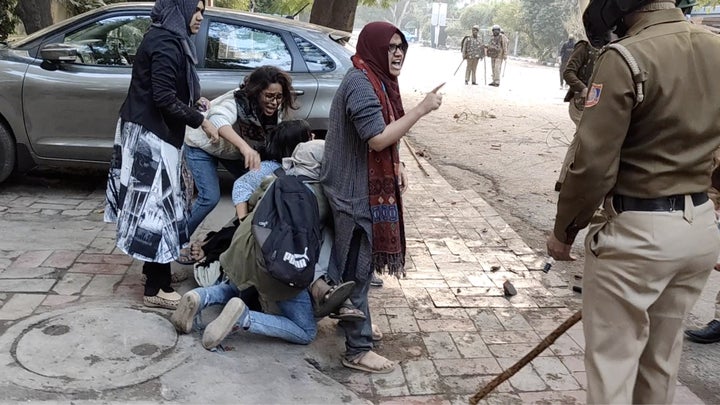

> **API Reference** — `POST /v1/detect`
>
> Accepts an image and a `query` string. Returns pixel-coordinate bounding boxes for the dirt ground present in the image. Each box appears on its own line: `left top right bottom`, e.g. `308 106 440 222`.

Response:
399 44 720 404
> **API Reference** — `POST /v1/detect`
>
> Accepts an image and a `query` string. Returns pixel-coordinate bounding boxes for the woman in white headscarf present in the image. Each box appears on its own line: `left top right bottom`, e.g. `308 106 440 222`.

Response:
105 0 217 309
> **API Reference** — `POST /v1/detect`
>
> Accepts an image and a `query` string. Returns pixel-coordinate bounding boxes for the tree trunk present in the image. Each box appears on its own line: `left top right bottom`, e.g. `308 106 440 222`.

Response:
15 0 54 34
309 0 358 32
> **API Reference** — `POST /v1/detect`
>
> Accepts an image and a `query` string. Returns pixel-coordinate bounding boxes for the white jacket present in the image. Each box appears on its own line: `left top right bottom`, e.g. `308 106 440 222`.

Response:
184 89 242 160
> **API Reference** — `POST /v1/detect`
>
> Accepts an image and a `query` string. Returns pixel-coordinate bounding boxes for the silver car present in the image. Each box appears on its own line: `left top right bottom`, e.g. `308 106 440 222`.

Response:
0 2 352 183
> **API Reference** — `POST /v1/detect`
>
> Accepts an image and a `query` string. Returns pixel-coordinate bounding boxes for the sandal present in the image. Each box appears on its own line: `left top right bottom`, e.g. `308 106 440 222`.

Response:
175 240 207 265
175 247 197 265
341 351 395 374
328 300 366 322
312 280 355 318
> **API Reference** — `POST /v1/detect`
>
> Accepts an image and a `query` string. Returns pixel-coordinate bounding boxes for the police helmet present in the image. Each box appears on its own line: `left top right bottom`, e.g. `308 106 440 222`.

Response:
676 0 697 13
583 0 692 48
676 0 698 7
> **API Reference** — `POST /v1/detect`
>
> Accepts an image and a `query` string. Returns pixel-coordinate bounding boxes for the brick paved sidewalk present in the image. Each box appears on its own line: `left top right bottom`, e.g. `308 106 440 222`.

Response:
0 145 706 404
307 144 705 404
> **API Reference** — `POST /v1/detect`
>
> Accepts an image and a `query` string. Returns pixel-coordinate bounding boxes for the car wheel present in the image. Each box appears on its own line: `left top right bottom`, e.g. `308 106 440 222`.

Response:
0 123 16 184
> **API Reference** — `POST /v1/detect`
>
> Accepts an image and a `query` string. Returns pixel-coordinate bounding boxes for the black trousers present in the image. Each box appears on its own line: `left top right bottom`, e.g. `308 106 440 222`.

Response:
143 261 172 296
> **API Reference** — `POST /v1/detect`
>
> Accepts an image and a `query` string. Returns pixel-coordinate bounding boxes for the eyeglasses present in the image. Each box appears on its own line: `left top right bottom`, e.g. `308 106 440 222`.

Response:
388 44 404 54
262 92 283 102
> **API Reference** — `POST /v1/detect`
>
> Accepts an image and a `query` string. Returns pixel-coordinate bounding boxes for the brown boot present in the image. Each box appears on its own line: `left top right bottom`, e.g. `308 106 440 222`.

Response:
310 278 355 318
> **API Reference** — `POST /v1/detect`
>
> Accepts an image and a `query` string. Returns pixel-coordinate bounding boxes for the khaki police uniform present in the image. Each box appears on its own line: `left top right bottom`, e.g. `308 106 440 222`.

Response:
487 33 508 85
462 34 484 85
557 41 599 185
553 6 720 404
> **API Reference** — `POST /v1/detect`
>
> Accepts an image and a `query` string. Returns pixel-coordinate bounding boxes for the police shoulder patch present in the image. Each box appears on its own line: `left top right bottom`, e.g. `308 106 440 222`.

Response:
584 83 603 108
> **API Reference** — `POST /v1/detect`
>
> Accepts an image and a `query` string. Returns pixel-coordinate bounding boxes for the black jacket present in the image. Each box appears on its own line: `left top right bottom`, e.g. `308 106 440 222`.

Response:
119 27 203 148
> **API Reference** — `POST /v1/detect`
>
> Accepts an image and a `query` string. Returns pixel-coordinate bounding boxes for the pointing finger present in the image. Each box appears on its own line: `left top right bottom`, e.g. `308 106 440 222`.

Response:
431 82 446 94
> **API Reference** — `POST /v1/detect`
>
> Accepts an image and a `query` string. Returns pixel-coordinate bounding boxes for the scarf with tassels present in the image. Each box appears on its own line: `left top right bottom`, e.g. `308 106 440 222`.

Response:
351 55 406 277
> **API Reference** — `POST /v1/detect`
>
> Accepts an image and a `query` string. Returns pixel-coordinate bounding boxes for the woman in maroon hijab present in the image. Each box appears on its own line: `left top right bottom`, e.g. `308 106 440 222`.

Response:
321 21 444 373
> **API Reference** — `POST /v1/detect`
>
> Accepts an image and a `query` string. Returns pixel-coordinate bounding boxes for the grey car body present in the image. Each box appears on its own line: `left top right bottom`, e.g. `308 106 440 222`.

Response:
0 3 352 183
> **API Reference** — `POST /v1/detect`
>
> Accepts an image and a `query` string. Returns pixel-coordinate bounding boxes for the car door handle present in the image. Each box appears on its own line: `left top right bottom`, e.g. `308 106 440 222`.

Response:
292 90 305 96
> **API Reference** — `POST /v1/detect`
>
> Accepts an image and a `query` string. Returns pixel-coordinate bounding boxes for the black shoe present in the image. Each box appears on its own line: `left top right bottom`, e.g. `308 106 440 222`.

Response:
472 82 478 85
465 81 468 85
554 181 562 192
685 319 720 343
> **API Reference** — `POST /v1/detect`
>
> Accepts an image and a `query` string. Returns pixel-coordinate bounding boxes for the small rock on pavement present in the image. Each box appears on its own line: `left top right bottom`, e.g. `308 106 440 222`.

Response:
503 280 517 297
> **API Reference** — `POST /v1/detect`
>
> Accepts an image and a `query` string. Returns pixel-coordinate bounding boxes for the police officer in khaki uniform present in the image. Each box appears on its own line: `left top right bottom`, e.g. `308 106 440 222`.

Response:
555 40 600 191
547 0 720 403
461 25 484 85
486 25 508 87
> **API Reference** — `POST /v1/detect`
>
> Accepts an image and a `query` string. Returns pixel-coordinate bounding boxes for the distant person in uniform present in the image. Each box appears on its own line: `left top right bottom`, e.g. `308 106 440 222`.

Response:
558 36 576 88
547 0 720 403
486 24 508 87
555 39 600 192
461 25 484 85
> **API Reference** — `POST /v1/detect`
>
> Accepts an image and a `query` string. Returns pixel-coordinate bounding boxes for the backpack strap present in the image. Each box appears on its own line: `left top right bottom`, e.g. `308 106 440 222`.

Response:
605 43 647 107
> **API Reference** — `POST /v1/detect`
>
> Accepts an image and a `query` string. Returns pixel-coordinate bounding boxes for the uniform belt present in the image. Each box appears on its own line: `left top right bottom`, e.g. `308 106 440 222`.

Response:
612 193 708 213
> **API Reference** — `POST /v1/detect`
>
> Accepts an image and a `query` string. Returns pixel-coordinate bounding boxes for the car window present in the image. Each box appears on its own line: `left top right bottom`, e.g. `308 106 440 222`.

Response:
64 15 150 66
205 21 292 71
292 34 335 72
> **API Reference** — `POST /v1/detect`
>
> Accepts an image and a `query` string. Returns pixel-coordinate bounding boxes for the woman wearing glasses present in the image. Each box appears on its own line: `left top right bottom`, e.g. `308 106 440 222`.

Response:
321 22 443 374
182 65 297 263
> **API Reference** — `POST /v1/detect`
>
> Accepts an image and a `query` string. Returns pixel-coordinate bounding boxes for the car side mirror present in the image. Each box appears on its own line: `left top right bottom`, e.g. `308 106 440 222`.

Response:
40 43 78 63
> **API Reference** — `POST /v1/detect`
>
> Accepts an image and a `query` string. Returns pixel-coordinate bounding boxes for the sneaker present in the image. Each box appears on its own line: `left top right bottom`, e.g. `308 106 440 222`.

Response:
202 297 248 350
370 274 384 287
170 290 201 334
143 290 181 309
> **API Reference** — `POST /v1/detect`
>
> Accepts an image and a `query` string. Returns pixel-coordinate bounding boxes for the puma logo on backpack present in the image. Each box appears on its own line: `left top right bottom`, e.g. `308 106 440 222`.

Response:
251 172 321 289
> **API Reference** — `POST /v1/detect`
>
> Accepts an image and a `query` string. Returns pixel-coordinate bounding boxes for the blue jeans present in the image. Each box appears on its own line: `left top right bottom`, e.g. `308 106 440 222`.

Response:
193 280 316 345
184 146 247 236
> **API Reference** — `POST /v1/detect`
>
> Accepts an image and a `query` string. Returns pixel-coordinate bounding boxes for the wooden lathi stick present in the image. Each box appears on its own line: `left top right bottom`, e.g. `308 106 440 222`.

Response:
468 310 583 405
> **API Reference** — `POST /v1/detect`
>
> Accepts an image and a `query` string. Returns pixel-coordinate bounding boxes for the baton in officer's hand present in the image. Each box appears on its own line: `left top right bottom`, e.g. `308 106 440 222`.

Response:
453 59 465 76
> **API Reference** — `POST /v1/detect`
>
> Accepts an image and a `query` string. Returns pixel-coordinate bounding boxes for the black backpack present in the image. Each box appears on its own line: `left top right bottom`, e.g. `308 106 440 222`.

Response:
251 172 321 289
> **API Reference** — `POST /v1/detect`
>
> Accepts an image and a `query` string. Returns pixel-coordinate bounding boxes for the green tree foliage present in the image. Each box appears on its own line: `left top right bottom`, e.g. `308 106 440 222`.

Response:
66 0 105 16
214 0 250 9
0 0 18 41
518 0 576 61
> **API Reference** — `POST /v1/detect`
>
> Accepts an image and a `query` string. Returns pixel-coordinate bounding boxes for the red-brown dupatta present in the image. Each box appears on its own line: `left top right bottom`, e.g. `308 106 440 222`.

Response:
351 54 406 276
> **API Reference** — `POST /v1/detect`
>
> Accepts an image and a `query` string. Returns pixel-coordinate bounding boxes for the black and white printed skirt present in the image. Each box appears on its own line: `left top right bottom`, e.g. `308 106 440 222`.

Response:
105 120 191 263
